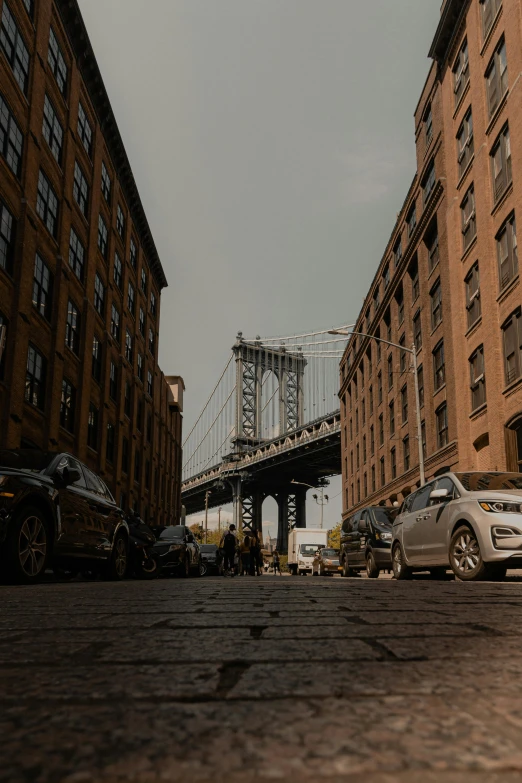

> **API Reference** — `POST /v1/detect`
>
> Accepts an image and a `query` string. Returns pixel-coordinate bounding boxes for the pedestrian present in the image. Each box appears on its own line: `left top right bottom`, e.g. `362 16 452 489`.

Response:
220 524 238 577
240 534 251 576
272 549 282 575
250 529 262 576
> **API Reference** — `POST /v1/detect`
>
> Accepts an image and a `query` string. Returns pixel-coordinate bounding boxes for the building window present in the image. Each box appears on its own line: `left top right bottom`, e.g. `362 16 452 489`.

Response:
110 304 120 342
98 214 108 259
457 108 474 177
139 307 145 336
48 28 68 96
409 256 419 302
396 286 404 326
486 38 508 117
60 378 75 432
497 213 517 290
0 3 29 94
137 399 143 432
124 380 131 418
436 403 448 448
373 287 380 314
421 421 427 459
129 237 137 270
68 227 85 282
425 222 439 273
433 340 445 390
22 0 33 18
141 267 147 294
407 204 417 238
106 423 115 463
403 436 410 471
389 400 395 437
350 451 354 473
134 449 141 484
363 435 367 464
113 252 123 290
73 162 89 217
137 352 144 382
65 300 81 355
92 336 102 383
357 480 360 502
383 264 390 290
0 92 23 177
394 238 402 267
116 204 125 239
355 409 359 436
401 385 408 424
481 0 502 39
87 403 98 450
370 425 375 456
399 334 406 373
36 170 58 237
362 398 366 426
502 310 522 385
491 124 512 203
413 310 422 351
32 253 53 321
150 291 156 317
430 278 442 329
101 161 111 204
356 443 360 469
465 262 481 327
387 354 393 390
470 345 486 410
371 465 376 492
121 437 129 474
380 456 385 486
42 94 63 165
422 160 436 206
109 360 117 400
25 344 46 409
125 329 133 363
349 417 353 439
453 39 469 107
94 273 105 316
148 328 155 356
127 281 135 317
147 370 153 397
424 104 433 146
417 365 424 408
369 384 373 415
461 185 476 251
391 447 396 480
363 472 367 497
377 371 382 404
77 102 92 157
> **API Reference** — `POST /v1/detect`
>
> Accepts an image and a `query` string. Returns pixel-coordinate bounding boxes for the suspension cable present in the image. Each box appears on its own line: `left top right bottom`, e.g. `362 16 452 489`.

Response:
183 385 236 467
182 354 233 447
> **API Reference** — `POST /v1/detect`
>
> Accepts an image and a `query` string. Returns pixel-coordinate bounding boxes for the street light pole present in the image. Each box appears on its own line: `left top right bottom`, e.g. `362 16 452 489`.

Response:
204 490 210 544
291 480 329 528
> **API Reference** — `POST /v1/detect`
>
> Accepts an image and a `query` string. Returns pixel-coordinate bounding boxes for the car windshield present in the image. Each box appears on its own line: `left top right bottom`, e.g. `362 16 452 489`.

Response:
200 545 217 552
455 472 522 492
372 508 395 526
0 449 58 474
321 549 338 558
300 544 321 555
158 525 186 540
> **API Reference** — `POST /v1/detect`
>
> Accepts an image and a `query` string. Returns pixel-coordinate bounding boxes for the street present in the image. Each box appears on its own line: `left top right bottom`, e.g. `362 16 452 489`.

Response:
3 576 522 783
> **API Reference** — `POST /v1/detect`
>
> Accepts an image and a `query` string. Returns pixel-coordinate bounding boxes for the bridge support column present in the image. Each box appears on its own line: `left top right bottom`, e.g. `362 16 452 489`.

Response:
241 489 263 535
276 487 307 554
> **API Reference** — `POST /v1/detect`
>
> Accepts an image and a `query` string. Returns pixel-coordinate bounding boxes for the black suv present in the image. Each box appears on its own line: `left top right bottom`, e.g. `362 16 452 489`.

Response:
340 506 397 578
152 525 203 577
0 450 129 584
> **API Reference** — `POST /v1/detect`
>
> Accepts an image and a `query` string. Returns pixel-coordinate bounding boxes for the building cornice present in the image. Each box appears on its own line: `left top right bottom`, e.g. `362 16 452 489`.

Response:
429 0 470 65
55 0 169 291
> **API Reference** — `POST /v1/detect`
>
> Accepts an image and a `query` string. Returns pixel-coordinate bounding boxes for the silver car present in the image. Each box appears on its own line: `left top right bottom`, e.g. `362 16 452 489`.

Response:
392 471 522 582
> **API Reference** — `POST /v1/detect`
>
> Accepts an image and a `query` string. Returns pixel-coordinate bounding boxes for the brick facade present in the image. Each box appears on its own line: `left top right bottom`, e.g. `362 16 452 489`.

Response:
0 0 183 524
340 0 522 520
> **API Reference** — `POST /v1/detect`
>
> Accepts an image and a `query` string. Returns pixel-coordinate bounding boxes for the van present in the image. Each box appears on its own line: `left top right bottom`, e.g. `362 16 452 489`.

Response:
340 506 396 578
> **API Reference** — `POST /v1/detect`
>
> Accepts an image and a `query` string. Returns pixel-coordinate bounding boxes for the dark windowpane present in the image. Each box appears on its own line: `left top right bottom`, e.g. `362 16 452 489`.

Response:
98 214 108 259
431 279 442 328
465 262 481 327
65 300 81 355
73 162 89 217
87 403 99 450
42 94 63 164
60 378 75 432
116 204 125 239
0 92 23 176
497 213 517 290
101 161 111 204
92 336 102 383
436 404 448 448
470 345 486 410
461 186 476 251
25 344 46 410
491 125 512 204
68 227 84 281
0 200 16 274
453 39 469 107
0 4 30 94
77 103 93 157
36 170 58 237
457 108 474 177
48 28 68 96
32 253 53 321
433 340 445 390
94 273 105 316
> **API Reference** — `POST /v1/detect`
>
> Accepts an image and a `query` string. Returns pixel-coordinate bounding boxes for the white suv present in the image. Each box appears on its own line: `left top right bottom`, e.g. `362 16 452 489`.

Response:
392 471 522 582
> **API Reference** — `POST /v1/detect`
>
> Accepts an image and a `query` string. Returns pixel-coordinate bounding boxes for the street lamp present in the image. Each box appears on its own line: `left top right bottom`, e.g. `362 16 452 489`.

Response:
329 328 425 487
291 479 329 529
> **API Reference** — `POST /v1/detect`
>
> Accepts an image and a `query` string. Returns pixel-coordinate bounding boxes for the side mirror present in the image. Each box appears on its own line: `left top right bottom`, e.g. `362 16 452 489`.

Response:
430 488 449 503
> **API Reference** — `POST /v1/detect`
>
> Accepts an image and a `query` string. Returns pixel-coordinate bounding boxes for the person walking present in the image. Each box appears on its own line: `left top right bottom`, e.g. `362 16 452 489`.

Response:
272 549 282 575
240 535 251 576
220 524 238 577
250 529 262 576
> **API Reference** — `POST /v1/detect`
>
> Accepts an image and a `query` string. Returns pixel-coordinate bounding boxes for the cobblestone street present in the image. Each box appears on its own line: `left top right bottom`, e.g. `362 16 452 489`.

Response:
3 575 522 782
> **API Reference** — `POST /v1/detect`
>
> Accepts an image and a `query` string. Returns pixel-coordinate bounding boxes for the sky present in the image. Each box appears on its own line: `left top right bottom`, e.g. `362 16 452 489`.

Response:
77 0 441 539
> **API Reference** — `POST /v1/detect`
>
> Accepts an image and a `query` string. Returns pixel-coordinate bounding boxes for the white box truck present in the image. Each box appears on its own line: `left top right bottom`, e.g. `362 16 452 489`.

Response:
288 528 329 575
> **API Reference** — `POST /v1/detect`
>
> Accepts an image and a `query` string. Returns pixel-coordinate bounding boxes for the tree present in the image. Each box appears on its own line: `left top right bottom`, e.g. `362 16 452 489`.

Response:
328 522 341 550
189 524 222 546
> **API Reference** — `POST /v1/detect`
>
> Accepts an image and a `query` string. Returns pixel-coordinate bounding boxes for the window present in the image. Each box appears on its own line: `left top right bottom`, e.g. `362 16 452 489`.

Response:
370 425 375 456
150 291 156 317
124 380 131 418
125 329 133 363
436 403 448 448
486 38 508 117
355 409 359 436
97 214 108 259
106 423 115 463
399 334 406 373
470 345 486 410
121 437 129 474
502 310 522 384
401 385 408 424
36 170 58 237
389 400 395 436
116 204 125 239
41 95 63 166
369 384 373 415
349 418 353 439
92 336 102 383
94 273 105 316
110 304 120 342
413 310 422 350
424 104 433 146
68 227 84 281
481 0 502 38
371 465 376 492
77 103 92 157
422 160 436 206
457 108 474 177
453 39 469 107
148 327 155 356
134 449 141 484
391 447 396 480
383 264 390 290
362 398 366 426
137 399 143 432
356 444 360 469
377 371 382 404
363 472 367 497
491 124 512 202
147 370 153 397
127 281 135 317
387 354 393 390
373 287 380 314
48 28 68 96
145 459 150 490
396 286 404 325
87 403 98 449
380 456 385 486
350 450 354 473
101 161 111 204
393 238 402 267
497 213 517 290
465 262 481 327
109 360 117 400
60 378 75 432
0 3 29 94
141 267 147 294
139 307 145 336
113 252 123 290
430 278 442 329
73 162 89 217
363 435 367 464
417 365 424 408
129 237 137 270
425 222 439 273
32 253 53 321
65 299 81 354
0 92 23 177
433 340 445 390
22 0 33 18
407 204 417 238
25 344 46 409
403 436 410 471
137 352 143 382
421 421 427 459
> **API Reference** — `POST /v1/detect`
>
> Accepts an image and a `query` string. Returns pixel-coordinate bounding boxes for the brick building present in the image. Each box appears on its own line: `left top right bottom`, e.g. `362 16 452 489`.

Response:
0 0 184 523
340 0 522 519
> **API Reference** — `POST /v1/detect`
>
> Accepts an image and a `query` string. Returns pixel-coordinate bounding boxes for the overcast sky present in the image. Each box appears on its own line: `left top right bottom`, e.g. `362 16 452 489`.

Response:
78 0 441 534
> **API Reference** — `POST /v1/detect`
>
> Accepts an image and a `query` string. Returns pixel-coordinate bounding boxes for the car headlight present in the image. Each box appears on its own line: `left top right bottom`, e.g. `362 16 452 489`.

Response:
479 501 522 514
378 532 392 541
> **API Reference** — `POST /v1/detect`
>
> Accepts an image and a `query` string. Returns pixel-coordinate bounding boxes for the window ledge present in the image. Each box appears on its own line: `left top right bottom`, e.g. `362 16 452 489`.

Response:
461 236 478 263
480 7 504 58
503 376 522 398
469 402 487 421
492 181 513 217
465 317 482 339
497 275 519 305
453 80 471 120
486 90 509 137
433 383 446 397
456 156 474 191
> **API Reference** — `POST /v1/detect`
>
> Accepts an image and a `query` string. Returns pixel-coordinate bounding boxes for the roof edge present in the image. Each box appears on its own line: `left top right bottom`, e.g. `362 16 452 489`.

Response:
428 0 469 64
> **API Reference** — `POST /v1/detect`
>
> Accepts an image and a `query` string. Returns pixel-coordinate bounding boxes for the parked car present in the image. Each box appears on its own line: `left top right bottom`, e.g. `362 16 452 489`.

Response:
312 547 341 576
0 450 129 584
340 506 396 578
392 471 522 582
152 524 203 577
199 543 223 575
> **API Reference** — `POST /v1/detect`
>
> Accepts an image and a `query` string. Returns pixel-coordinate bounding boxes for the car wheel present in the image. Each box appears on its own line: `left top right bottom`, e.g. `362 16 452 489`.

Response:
392 544 412 580
137 556 160 580
105 532 128 581
195 558 206 577
342 558 355 578
366 551 380 579
2 506 50 585
449 526 489 582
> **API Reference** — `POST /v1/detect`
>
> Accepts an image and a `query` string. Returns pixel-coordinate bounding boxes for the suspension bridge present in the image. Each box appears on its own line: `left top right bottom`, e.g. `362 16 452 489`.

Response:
181 327 350 553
